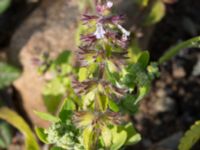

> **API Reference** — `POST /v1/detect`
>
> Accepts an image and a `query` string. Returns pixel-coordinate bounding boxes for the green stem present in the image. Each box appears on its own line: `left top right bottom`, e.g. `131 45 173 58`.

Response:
158 36 200 64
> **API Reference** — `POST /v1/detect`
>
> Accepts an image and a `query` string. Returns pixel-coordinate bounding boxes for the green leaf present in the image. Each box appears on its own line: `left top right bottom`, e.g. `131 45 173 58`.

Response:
43 94 62 114
178 121 200 150
35 127 49 144
110 126 127 150
137 51 150 69
0 62 20 89
83 127 94 150
50 146 64 150
108 100 119 112
55 51 71 65
0 138 6 148
101 126 112 147
79 67 88 82
144 0 166 25
0 122 12 148
124 123 141 145
159 36 200 64
122 95 138 114
135 0 149 7
0 0 11 14
61 98 76 111
43 78 66 96
97 93 108 112
34 111 60 122
0 107 40 150
135 86 150 104
59 99 75 122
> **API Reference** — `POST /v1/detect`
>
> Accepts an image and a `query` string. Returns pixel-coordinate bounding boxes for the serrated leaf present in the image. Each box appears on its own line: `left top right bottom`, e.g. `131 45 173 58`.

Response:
0 107 40 150
144 0 166 25
178 121 200 150
35 127 49 144
0 0 11 14
138 51 150 69
124 123 141 145
34 111 60 122
111 126 127 150
0 62 20 89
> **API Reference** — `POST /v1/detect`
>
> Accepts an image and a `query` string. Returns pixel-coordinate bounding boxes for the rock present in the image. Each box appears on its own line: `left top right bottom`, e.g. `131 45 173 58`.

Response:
192 55 200 76
172 64 186 79
7 0 79 127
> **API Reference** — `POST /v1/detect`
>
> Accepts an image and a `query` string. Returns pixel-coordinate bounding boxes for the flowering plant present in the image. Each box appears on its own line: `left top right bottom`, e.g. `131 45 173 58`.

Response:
35 1 159 150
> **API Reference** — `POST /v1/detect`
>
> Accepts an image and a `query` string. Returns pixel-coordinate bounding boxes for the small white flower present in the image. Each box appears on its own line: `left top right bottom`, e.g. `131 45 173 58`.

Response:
94 23 106 39
117 24 130 40
107 1 113 8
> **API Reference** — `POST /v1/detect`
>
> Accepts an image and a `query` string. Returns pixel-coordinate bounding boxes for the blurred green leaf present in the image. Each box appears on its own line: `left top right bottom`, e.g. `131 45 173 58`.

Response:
135 86 150 104
59 99 75 122
83 127 94 150
35 127 49 144
135 0 149 7
122 95 138 114
101 126 112 147
43 94 62 114
0 122 12 149
79 67 88 82
137 51 150 69
0 107 40 150
144 0 166 25
0 0 11 14
55 51 71 65
159 36 200 64
34 111 60 122
124 123 141 145
97 93 108 112
179 121 200 150
108 100 119 112
50 147 64 150
0 62 20 89
110 125 127 150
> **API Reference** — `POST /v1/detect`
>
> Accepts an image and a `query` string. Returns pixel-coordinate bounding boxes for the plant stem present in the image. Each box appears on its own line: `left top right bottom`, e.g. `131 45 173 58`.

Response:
158 36 200 64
